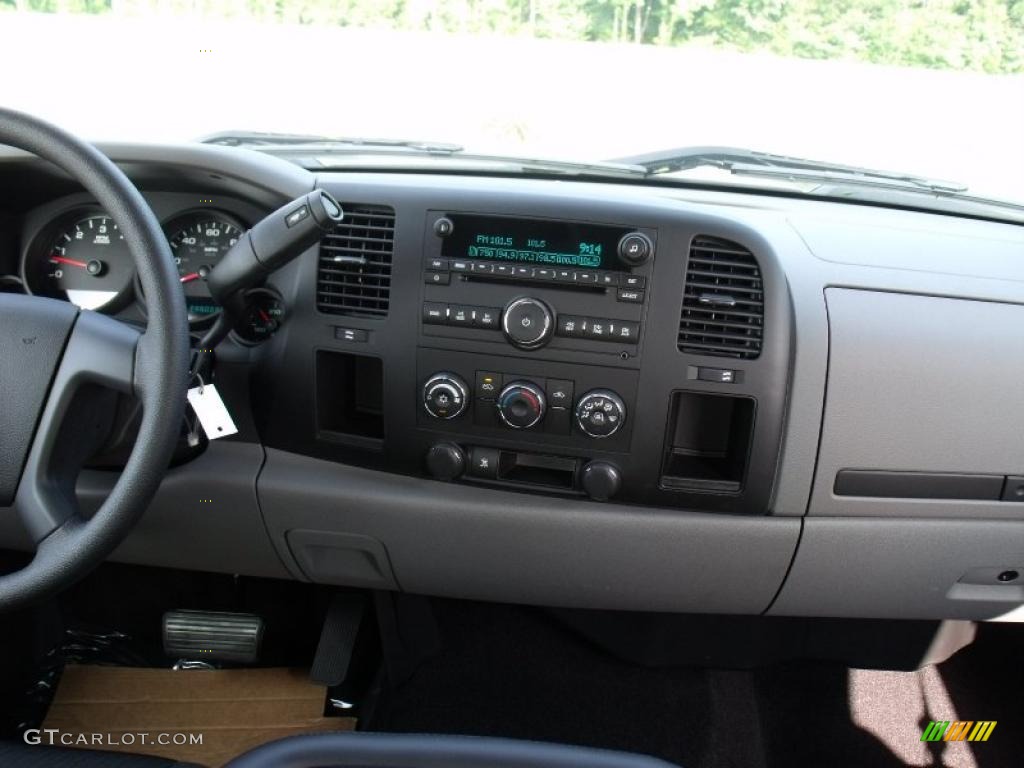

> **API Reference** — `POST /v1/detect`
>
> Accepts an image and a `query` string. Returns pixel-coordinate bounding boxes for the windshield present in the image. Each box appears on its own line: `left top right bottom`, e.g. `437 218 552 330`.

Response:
2 2 1022 211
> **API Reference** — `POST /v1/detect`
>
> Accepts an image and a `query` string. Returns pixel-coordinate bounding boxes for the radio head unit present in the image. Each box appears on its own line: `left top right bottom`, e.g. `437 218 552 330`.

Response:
439 214 641 271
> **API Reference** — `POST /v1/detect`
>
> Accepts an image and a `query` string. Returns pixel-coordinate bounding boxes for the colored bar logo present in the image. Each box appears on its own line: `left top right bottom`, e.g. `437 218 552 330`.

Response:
921 721 997 742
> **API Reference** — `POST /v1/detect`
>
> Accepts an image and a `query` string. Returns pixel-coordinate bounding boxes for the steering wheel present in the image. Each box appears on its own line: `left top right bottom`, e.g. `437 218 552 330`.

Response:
0 108 189 611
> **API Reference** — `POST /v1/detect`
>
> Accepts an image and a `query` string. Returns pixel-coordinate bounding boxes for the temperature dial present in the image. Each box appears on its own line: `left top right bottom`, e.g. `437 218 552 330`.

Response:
423 372 469 420
497 381 546 429
575 389 626 438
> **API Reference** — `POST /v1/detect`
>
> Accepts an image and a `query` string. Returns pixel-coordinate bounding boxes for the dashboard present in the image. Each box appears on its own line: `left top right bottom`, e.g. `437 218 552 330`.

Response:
1 142 1023 622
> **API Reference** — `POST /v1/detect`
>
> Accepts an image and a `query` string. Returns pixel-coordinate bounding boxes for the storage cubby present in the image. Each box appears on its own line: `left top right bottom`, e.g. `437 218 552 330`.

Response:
660 391 755 492
315 351 385 447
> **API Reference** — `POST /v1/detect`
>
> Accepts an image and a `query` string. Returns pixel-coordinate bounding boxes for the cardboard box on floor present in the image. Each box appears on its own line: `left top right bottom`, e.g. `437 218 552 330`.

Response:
43 665 356 767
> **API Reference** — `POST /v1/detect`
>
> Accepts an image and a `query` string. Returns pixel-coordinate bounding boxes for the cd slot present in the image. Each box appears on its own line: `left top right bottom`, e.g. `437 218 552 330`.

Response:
462 273 608 293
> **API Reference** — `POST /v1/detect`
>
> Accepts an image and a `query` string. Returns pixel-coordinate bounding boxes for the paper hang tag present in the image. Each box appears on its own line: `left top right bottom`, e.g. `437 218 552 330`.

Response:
187 384 238 441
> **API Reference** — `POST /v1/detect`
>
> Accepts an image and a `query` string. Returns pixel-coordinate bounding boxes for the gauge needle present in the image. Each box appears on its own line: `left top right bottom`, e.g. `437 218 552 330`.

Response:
50 255 88 268
258 309 271 323
179 272 201 284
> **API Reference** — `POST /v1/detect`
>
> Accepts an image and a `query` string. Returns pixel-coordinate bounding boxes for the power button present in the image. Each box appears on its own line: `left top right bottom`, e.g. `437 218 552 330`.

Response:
502 297 553 349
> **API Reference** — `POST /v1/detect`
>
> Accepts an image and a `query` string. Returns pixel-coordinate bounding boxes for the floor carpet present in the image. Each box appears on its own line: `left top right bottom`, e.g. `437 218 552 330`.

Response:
369 600 1022 768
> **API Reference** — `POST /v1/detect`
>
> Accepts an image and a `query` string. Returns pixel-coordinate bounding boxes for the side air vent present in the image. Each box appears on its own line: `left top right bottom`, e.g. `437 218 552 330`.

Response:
678 236 763 359
317 204 395 317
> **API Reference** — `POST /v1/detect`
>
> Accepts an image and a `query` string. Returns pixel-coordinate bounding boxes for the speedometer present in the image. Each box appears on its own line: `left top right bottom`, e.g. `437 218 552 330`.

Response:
163 211 245 324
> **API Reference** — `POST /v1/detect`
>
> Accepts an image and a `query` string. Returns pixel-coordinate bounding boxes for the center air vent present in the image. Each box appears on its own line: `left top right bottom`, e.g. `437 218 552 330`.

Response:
317 204 395 317
678 236 763 359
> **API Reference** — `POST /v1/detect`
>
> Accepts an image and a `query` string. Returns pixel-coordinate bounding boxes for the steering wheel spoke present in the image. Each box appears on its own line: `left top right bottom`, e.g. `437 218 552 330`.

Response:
13 310 141 543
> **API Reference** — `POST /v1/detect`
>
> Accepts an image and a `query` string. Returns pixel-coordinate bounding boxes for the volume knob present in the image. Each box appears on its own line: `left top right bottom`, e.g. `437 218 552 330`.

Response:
502 297 553 350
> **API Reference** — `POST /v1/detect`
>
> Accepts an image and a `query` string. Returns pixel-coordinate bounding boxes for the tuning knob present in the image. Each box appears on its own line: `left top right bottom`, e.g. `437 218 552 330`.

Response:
580 461 622 501
426 442 465 481
497 380 546 429
502 297 553 350
422 372 469 419
575 389 626 438
617 232 653 266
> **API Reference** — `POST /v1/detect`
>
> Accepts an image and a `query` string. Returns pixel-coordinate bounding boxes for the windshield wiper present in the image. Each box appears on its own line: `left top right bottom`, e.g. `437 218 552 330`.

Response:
615 145 968 195
200 130 464 154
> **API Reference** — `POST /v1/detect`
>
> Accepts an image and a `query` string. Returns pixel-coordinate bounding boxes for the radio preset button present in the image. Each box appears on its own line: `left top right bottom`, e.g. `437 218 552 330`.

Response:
503 297 554 349
513 266 532 278
598 272 619 286
471 262 495 274
451 260 470 272
495 264 515 276
577 271 599 284
423 302 448 324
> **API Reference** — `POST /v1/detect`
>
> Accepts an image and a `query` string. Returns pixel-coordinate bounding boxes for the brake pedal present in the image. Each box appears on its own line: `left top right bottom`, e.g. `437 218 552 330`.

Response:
162 610 264 664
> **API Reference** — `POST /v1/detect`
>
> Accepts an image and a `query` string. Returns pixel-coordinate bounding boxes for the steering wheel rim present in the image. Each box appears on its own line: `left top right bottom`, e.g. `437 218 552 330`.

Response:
0 107 189 611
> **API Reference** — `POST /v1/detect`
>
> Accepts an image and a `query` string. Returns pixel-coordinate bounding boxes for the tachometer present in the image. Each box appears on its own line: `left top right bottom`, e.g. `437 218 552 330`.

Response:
24 212 134 311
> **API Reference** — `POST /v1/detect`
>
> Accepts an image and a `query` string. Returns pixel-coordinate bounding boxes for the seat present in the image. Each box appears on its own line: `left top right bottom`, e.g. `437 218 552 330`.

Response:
223 732 681 768
0 741 200 767
1 733 680 768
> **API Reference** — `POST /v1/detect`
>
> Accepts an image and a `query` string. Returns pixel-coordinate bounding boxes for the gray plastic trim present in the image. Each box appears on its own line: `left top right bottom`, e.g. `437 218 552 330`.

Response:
769 517 1024 620
812 289 1024 520
258 448 800 613
77 442 289 579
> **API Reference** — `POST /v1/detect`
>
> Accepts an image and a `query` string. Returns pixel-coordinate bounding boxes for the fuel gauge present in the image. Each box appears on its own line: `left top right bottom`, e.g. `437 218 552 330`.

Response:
232 288 285 345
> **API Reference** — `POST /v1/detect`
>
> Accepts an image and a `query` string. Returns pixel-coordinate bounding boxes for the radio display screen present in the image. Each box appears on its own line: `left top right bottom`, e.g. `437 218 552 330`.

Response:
441 214 631 271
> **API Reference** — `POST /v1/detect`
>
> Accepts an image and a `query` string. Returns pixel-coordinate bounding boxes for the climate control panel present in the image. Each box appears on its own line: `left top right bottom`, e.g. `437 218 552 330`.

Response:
417 352 636 451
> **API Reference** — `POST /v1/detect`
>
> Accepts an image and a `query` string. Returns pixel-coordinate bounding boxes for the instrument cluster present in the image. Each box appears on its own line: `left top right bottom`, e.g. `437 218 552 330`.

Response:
19 207 246 326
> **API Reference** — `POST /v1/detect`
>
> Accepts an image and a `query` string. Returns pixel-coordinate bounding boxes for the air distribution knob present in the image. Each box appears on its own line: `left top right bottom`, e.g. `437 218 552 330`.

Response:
497 380 546 429
575 389 626 438
580 461 622 501
502 297 553 350
426 442 465 481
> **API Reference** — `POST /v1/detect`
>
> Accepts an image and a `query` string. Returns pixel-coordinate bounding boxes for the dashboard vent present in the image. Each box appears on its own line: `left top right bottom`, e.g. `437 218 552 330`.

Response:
317 204 395 318
678 236 763 359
